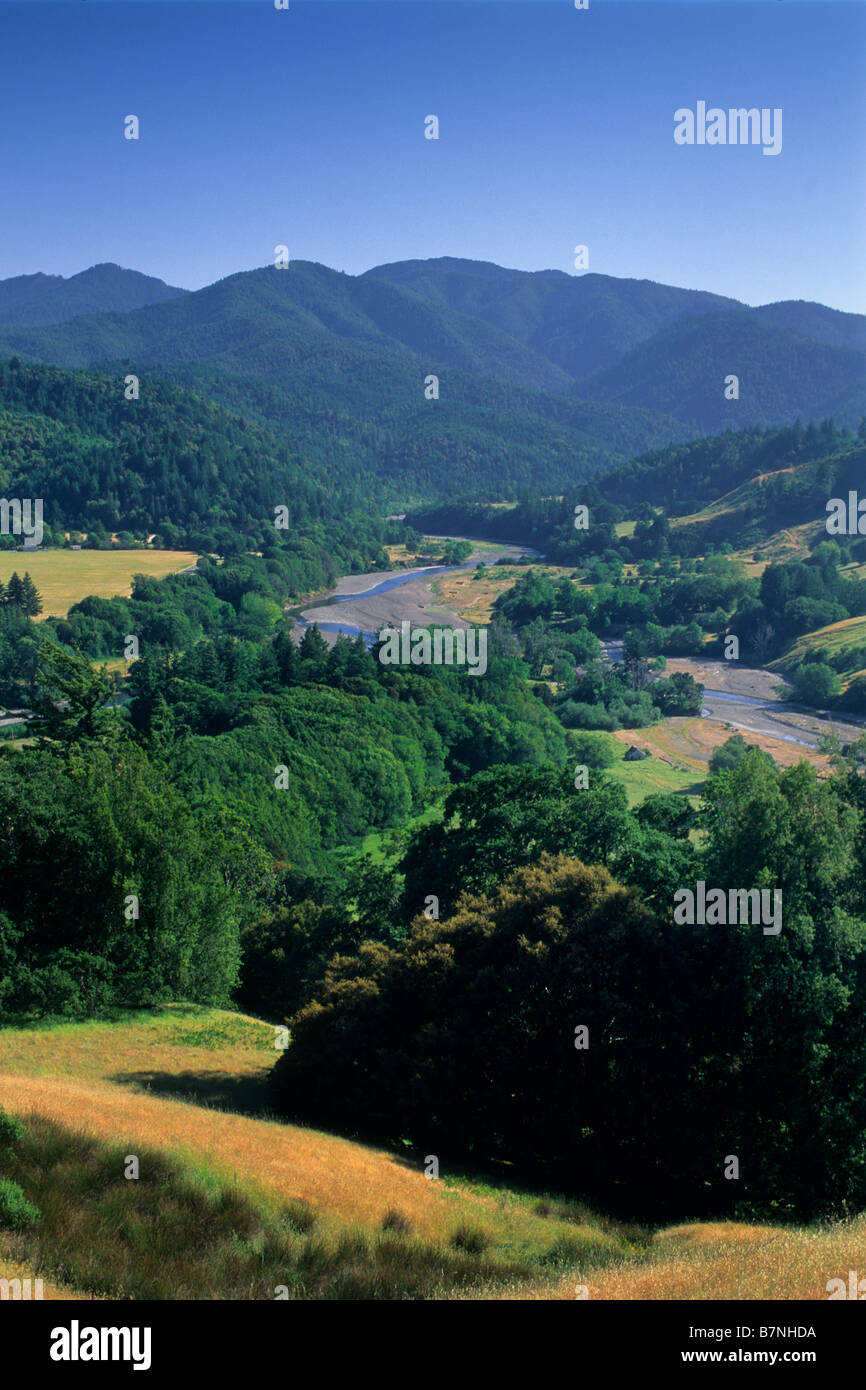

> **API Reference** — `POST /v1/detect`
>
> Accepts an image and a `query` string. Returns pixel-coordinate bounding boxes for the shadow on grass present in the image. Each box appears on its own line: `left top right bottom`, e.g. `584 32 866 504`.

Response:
108 1068 272 1117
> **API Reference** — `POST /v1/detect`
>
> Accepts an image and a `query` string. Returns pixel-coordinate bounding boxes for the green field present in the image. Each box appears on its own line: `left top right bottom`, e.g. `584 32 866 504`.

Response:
0 548 199 618
605 750 703 806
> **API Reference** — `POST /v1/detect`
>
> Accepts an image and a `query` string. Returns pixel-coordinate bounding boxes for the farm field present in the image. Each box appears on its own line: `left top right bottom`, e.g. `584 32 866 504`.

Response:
0 549 198 618
606 737 705 805
607 716 830 806
0 1006 858 1301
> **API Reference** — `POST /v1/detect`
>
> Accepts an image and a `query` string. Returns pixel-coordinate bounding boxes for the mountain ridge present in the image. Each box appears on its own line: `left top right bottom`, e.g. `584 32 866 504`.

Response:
0 256 862 504
0 263 188 328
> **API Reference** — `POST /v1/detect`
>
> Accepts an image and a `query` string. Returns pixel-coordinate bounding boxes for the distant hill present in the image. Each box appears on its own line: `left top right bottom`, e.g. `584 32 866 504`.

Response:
753 299 866 354
0 357 391 576
0 263 187 327
580 311 866 436
0 257 863 504
407 420 866 563
364 258 741 380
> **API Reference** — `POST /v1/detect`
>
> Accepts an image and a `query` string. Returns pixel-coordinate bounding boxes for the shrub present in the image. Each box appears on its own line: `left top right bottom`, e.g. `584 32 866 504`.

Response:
0 1179 41 1230
791 661 842 707
380 1208 412 1235
568 730 617 769
0 1107 24 1146
449 1224 489 1255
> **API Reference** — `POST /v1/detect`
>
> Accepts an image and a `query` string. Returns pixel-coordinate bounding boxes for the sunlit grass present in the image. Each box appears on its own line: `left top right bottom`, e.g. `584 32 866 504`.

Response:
0 549 198 619
2 1009 861 1300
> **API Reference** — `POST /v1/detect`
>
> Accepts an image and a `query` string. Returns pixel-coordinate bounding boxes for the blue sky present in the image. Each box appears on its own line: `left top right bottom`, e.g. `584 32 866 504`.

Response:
1 1 864 311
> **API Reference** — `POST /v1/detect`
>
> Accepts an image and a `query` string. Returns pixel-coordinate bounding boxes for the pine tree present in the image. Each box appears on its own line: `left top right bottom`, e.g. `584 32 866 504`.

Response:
272 628 301 685
5 572 25 610
298 624 329 677
20 573 42 617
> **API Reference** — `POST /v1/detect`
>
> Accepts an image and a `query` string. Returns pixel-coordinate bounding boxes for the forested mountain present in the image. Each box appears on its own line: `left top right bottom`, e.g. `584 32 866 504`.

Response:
580 311 866 436
0 263 187 327
0 258 862 505
364 259 741 379
408 420 866 561
0 358 393 575
753 299 866 354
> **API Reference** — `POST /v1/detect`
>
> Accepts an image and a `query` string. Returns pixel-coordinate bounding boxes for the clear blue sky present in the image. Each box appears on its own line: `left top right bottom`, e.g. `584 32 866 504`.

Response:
1 1 864 311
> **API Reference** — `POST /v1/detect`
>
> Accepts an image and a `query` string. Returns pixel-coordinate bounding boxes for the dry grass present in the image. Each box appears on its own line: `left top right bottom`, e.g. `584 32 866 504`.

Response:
0 1071 459 1239
0 1242 99 1300
0 549 198 619
0 1010 624 1259
610 716 829 778
2 1008 861 1300
436 564 575 626
512 1219 866 1300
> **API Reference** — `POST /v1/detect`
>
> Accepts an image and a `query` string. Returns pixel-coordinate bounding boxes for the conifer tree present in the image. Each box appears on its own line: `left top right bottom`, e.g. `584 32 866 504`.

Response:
4 572 25 609
20 573 42 617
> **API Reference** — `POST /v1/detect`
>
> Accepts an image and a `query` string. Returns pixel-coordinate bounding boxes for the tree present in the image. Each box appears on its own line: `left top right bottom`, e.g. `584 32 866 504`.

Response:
270 854 687 1214
790 661 842 707
0 741 243 1015
4 573 25 610
398 764 633 919
298 624 329 679
29 643 116 744
20 573 42 618
708 733 754 776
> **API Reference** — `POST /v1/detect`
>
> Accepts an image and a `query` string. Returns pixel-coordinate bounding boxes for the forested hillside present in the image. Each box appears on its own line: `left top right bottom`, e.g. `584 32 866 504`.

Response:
0 258 863 505
0 264 186 327
0 358 394 570
408 420 866 559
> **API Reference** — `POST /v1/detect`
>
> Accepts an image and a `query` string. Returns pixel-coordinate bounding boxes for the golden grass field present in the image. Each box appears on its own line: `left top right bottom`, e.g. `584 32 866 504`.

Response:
509 1219 866 1301
609 715 829 788
1 1006 862 1301
0 549 198 619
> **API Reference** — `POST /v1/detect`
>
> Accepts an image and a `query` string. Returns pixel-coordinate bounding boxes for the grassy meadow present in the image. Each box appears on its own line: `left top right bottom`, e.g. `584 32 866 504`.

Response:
770 612 866 688
0 548 198 619
0 1007 860 1301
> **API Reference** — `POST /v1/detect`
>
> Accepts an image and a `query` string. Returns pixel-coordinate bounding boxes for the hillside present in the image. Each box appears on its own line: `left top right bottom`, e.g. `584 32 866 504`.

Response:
581 310 866 436
0 357 393 566
0 258 863 505
0 264 187 327
1 1007 860 1301
364 259 740 380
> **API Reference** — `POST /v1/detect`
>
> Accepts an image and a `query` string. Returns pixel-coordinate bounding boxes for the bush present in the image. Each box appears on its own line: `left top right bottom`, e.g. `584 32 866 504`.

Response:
449 1224 489 1255
790 661 842 707
708 733 751 776
568 730 617 769
0 1179 41 1230
0 1107 24 1146
380 1208 412 1235
556 700 617 731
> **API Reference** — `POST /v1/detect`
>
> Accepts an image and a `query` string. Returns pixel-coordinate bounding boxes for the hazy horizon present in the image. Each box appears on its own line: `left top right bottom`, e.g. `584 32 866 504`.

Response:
4 254 864 320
